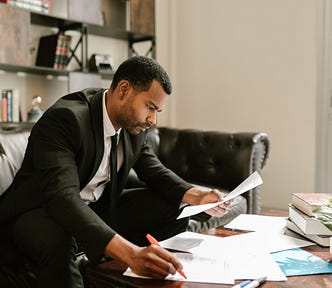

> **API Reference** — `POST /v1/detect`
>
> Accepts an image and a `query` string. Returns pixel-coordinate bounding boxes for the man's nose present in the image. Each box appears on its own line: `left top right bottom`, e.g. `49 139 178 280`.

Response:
147 111 157 126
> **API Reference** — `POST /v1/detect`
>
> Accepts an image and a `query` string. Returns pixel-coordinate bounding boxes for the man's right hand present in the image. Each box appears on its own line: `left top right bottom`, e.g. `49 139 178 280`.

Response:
104 234 183 279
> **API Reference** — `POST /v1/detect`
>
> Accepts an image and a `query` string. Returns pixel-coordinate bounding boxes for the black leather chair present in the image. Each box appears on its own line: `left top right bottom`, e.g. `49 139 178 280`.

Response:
126 127 269 232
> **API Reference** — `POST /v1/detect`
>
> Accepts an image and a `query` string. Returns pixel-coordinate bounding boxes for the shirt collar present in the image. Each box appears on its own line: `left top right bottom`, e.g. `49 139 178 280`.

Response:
103 90 120 139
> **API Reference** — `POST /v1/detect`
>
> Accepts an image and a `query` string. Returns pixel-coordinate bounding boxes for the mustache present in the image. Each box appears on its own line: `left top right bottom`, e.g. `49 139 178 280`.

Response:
140 122 155 129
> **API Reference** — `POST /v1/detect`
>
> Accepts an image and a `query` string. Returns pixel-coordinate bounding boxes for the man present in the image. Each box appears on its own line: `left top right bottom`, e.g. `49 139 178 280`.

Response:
0 56 230 287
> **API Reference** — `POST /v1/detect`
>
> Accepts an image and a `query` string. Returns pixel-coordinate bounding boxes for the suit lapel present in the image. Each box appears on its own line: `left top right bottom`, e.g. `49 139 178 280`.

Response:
87 89 105 182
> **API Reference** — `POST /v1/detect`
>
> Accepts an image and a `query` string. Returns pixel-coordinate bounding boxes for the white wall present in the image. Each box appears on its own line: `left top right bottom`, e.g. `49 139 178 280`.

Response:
155 0 317 210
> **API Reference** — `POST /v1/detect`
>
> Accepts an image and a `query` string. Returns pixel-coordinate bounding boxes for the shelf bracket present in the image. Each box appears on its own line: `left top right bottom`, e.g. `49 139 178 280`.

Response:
59 23 88 72
128 37 155 59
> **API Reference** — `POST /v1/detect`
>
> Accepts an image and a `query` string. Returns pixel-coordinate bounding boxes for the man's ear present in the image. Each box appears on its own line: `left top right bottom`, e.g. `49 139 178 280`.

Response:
118 80 130 100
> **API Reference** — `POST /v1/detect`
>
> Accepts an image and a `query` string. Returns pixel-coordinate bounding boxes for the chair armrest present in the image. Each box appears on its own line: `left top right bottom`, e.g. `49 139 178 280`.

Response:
149 127 269 214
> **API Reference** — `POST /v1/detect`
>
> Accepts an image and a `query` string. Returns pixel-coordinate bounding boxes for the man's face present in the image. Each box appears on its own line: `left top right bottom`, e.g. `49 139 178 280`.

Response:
117 80 168 135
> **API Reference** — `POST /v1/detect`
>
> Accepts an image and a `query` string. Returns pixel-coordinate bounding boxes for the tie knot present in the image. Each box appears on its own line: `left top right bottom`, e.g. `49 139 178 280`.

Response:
111 134 118 146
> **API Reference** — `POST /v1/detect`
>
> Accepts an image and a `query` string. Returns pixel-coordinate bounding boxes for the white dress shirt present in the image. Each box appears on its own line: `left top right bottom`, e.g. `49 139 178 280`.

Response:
80 90 123 203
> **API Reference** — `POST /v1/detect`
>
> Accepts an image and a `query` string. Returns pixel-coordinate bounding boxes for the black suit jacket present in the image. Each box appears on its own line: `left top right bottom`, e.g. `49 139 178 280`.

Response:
0 88 192 262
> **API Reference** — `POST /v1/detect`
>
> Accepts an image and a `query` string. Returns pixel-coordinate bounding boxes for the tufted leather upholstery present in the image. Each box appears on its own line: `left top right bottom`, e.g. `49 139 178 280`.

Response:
146 127 269 214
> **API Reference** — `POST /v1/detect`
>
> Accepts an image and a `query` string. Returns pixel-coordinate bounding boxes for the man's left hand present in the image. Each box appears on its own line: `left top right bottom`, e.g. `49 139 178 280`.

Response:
182 187 232 217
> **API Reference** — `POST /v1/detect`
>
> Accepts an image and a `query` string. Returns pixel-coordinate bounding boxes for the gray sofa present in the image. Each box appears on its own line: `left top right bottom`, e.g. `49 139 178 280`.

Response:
0 125 269 233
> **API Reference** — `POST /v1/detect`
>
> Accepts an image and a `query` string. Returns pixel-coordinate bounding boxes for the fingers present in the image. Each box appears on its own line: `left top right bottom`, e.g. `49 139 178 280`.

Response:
204 189 233 217
148 245 183 274
131 245 183 279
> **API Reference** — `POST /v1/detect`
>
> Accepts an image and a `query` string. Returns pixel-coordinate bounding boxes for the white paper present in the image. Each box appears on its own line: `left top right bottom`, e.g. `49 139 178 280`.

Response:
177 171 263 219
124 252 235 284
225 214 288 234
221 231 314 254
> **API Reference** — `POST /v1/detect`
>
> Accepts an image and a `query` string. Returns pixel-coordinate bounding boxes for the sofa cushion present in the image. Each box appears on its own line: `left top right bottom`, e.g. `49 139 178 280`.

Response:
0 131 30 195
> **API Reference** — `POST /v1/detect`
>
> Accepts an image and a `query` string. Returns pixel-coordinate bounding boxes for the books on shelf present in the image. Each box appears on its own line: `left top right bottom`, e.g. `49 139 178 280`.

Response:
0 89 20 123
292 193 332 216
286 218 330 247
288 204 332 235
0 0 50 14
36 33 72 70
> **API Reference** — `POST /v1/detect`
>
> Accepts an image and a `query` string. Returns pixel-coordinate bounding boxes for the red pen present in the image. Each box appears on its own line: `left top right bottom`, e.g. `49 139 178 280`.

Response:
146 233 187 279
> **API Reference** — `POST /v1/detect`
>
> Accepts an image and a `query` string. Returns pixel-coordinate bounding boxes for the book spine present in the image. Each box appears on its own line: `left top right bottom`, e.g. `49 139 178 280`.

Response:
1 90 8 122
0 90 2 123
9 0 49 14
12 89 20 123
6 89 12 122
62 35 72 70
54 34 66 70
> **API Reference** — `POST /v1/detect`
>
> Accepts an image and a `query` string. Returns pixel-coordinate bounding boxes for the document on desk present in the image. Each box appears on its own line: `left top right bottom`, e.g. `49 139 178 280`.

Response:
177 171 263 219
124 249 286 284
225 214 288 234
123 231 287 283
124 252 235 284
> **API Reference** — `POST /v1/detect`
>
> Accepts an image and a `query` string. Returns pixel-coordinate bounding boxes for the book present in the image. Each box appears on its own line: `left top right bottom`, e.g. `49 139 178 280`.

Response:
292 193 332 216
35 34 58 68
5 0 50 14
288 204 332 235
286 218 330 247
11 89 20 123
1 90 8 122
6 89 12 122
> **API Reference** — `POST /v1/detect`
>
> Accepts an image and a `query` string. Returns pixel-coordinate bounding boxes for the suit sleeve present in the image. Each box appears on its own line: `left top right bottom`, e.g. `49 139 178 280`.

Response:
26 108 115 263
133 137 193 207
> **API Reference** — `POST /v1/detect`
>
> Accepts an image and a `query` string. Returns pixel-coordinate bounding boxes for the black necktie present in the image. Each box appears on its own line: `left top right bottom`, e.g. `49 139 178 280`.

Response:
110 133 118 228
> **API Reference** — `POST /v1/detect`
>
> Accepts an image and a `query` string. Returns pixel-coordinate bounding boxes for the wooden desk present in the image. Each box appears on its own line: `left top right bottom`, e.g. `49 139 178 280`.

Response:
85 211 332 288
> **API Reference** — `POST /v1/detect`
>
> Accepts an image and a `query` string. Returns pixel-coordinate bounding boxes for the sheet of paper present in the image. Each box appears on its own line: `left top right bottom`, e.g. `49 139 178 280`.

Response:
225 214 288 234
221 231 314 254
177 171 263 219
160 230 313 257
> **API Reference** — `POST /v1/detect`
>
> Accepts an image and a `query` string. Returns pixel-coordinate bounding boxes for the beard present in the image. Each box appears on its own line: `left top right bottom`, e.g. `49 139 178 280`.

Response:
117 99 152 135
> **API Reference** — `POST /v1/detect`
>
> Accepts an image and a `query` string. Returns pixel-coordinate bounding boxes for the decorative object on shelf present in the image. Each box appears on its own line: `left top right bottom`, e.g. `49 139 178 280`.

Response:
89 54 114 74
27 95 43 123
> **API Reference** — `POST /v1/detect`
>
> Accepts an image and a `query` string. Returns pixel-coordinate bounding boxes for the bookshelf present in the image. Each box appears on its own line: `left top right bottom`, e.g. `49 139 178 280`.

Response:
0 0 155 129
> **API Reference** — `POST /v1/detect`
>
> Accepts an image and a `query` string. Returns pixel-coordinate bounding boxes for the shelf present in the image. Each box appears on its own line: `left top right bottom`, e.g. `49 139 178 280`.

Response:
31 11 154 42
0 122 34 132
0 63 69 77
0 63 115 80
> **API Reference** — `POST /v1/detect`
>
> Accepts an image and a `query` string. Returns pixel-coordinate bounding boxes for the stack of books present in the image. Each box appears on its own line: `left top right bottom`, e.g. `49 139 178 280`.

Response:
0 89 20 123
36 33 72 70
286 193 332 247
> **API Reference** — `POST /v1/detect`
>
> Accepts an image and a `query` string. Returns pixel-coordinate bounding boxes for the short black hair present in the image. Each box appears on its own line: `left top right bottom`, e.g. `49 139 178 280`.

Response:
110 56 172 95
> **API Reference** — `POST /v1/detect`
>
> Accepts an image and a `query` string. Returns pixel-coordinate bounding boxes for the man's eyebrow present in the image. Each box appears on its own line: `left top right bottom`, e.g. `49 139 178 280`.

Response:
149 101 162 112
